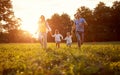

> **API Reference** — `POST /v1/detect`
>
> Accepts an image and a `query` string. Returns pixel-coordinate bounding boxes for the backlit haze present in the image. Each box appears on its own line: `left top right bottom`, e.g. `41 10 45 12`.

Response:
12 0 117 37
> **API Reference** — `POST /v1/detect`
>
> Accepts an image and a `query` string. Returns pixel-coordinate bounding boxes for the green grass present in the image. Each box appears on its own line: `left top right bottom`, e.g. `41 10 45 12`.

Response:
0 42 120 75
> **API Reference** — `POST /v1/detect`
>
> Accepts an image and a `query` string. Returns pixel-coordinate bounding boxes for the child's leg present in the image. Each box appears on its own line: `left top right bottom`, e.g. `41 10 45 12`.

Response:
66 44 68 47
69 43 72 47
56 42 59 48
58 42 60 48
56 43 58 48
67 43 71 47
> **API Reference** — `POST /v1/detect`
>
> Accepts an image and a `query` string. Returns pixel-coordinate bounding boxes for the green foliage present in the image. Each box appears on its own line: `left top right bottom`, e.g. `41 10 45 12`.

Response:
47 13 72 37
0 42 120 75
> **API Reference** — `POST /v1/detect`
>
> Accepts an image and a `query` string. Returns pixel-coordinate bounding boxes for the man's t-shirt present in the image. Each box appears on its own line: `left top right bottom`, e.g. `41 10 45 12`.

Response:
74 18 85 32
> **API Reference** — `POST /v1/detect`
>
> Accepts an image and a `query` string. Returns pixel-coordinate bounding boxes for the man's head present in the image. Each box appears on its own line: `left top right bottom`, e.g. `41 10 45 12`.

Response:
76 12 81 18
74 13 81 19
74 14 77 19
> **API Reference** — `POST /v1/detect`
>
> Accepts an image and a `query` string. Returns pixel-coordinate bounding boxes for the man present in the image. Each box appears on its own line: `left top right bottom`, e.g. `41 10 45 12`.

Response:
72 13 88 48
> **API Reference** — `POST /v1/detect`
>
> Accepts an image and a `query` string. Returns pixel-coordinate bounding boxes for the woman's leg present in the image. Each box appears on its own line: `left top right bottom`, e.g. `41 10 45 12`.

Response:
43 32 47 49
39 33 43 48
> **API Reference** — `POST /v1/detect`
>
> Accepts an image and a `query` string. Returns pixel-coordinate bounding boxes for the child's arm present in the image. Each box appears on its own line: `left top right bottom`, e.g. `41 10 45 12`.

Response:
52 34 55 37
64 37 67 40
60 34 63 39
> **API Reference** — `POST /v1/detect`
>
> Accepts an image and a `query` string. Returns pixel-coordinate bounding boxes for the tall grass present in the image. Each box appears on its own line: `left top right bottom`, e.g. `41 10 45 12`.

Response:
0 43 120 75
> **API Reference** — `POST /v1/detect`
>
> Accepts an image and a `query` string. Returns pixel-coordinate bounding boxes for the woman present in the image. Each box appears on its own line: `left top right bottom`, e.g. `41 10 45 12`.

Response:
37 15 51 49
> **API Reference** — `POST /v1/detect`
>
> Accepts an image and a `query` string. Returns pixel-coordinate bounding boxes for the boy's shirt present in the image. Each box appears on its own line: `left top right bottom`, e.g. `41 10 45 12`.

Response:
52 34 63 42
64 36 72 44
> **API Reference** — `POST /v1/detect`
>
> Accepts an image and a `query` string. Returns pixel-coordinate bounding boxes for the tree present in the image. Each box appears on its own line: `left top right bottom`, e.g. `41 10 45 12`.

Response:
47 13 62 33
0 0 34 43
48 13 72 36
111 1 120 40
0 0 20 33
47 13 73 42
93 2 111 41
94 2 112 24
60 13 73 35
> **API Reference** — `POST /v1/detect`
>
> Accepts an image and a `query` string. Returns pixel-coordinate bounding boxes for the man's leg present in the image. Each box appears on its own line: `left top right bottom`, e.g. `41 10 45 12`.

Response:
76 31 81 47
80 32 84 45
81 32 84 44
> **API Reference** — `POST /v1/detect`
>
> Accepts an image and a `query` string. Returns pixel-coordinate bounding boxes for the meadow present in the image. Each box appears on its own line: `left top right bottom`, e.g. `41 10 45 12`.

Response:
0 42 120 75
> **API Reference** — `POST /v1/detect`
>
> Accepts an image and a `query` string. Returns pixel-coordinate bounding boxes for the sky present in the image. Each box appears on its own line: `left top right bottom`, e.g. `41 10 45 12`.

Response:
11 0 118 34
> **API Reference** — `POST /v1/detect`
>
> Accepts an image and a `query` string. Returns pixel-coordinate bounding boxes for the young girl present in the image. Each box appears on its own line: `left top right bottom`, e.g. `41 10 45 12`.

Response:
64 32 72 47
52 29 63 48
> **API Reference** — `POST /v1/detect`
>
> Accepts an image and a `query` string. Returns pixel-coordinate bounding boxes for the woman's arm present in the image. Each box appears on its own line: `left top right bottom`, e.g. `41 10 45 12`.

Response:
46 22 51 31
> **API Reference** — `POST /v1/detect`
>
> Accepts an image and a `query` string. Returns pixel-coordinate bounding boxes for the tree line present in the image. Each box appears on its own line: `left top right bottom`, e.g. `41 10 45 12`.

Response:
0 0 120 43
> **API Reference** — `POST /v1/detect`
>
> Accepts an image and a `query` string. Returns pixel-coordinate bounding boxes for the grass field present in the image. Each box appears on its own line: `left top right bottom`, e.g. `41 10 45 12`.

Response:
0 42 120 75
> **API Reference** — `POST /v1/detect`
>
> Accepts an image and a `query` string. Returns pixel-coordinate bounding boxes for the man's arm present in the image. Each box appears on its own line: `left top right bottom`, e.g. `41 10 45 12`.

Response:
83 18 88 26
84 20 88 26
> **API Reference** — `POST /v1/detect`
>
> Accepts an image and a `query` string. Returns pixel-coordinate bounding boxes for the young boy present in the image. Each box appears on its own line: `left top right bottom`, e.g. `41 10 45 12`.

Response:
64 32 72 47
52 29 63 48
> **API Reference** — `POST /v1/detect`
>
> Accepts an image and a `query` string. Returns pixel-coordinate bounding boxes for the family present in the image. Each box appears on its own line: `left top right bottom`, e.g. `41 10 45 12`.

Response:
37 13 88 49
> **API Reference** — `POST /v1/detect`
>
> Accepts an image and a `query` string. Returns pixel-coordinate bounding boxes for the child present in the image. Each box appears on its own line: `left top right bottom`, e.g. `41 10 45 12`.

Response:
64 32 72 47
52 29 63 48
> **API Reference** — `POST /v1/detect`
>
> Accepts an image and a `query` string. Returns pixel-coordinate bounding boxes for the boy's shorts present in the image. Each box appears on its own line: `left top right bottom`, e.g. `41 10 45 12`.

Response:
67 43 72 46
55 41 60 43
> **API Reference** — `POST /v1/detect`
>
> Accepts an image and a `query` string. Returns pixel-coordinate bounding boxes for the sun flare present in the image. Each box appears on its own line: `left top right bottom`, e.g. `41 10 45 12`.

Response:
20 17 39 38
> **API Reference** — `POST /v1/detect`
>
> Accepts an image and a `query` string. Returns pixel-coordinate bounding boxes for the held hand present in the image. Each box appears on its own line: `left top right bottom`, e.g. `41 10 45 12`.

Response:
49 31 53 36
